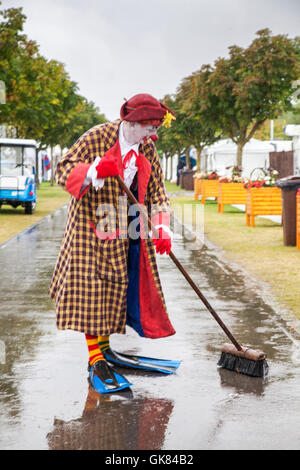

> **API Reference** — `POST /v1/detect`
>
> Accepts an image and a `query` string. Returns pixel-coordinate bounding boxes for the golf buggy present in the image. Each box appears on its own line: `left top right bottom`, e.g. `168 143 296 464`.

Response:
0 138 37 214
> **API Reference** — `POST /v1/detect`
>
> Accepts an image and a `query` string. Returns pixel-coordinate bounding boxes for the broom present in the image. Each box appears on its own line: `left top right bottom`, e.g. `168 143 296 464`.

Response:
116 175 269 378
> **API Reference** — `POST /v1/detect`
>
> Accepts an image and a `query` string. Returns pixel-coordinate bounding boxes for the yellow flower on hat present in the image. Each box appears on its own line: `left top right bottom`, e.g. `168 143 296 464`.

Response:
162 111 176 128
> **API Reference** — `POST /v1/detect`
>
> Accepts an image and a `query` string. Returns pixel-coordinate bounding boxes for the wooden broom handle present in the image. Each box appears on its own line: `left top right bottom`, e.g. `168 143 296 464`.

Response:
116 175 242 351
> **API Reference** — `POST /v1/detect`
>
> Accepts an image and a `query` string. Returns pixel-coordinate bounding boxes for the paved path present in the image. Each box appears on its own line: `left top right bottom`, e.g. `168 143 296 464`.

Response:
0 206 299 450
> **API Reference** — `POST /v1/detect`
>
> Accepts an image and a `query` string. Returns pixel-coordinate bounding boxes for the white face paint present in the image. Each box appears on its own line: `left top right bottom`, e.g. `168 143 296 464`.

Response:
123 122 159 145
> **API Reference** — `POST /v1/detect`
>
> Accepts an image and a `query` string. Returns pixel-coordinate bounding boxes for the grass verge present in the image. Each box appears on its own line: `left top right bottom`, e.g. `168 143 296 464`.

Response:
164 181 185 193
169 195 300 320
0 181 69 244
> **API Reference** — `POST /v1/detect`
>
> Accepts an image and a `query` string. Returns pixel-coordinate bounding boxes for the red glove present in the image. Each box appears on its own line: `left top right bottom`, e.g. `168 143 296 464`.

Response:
152 226 172 255
96 154 120 178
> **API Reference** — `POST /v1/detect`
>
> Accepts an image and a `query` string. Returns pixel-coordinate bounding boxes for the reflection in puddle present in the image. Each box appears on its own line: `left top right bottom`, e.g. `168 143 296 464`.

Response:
218 367 268 396
47 385 173 450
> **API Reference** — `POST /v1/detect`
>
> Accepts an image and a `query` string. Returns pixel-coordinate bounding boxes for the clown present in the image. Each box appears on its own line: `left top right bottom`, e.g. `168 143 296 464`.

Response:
49 94 179 393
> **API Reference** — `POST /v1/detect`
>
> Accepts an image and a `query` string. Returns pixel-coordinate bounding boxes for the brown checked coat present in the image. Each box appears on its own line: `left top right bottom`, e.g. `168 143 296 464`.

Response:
49 119 175 338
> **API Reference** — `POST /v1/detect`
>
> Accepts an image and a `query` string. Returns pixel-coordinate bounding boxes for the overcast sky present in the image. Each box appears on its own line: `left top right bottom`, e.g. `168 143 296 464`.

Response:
2 0 300 120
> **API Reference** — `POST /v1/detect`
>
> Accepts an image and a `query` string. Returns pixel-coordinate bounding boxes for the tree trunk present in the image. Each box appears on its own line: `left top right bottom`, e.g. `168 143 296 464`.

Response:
236 141 244 167
170 155 173 182
164 154 168 180
196 147 201 172
50 146 54 186
35 148 39 189
185 150 191 170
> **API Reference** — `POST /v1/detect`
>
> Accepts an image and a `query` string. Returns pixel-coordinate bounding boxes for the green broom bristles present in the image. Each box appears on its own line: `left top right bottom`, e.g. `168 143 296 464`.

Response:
218 352 269 378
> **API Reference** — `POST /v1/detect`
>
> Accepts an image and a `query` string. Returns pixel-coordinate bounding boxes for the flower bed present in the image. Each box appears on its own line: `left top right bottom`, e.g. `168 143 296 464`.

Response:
297 189 300 250
194 171 219 203
246 187 282 227
218 182 247 213
243 168 279 190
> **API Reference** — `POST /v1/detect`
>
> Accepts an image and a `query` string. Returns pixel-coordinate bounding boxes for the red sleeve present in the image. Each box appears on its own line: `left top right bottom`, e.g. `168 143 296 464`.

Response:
65 163 91 199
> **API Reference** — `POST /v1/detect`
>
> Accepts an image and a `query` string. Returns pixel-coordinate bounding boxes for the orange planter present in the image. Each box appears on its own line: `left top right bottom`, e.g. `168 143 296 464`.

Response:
218 182 247 213
200 179 219 204
246 187 282 227
297 189 300 250
194 178 202 201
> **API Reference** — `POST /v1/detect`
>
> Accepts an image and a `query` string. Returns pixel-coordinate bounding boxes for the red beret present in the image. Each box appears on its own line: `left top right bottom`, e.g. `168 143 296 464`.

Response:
120 93 174 122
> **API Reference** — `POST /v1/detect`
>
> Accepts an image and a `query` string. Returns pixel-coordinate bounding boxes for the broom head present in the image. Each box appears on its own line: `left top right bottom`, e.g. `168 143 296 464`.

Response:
218 343 269 378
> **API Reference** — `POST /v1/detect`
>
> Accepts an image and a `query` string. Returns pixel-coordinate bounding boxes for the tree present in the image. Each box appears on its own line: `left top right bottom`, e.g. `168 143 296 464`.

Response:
38 74 106 185
198 29 300 165
251 118 288 140
0 5 75 142
0 5 28 127
0 3 106 184
176 67 223 171
57 98 106 151
283 103 300 125
156 94 188 180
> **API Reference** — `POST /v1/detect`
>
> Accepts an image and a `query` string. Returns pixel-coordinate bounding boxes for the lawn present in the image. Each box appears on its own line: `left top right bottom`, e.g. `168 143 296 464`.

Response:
0 181 70 244
164 181 185 193
169 195 300 320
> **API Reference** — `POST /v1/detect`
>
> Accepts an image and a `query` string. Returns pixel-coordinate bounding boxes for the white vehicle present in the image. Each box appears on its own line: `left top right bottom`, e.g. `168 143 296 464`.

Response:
0 138 37 214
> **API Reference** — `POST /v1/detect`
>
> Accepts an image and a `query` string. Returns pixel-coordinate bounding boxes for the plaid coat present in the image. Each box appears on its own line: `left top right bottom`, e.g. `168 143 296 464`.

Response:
49 120 175 338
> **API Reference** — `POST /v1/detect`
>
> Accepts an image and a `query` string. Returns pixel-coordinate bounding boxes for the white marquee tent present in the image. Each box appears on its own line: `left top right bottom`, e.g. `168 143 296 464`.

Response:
202 138 293 177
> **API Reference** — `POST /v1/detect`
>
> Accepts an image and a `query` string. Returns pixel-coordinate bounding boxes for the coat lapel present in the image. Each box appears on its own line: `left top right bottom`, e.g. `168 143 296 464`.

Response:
103 138 124 181
137 153 151 204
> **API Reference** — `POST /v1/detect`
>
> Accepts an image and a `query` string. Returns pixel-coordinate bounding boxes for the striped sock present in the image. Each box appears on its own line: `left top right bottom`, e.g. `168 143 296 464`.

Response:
85 334 105 366
98 335 110 353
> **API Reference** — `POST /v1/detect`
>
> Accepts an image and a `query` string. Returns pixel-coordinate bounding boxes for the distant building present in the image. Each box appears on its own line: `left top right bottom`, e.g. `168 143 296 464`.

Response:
202 138 293 177
284 125 300 174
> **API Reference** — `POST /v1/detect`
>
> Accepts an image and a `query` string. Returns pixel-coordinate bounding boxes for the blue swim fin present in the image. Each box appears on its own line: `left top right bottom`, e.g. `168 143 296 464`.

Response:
89 360 132 394
103 348 181 375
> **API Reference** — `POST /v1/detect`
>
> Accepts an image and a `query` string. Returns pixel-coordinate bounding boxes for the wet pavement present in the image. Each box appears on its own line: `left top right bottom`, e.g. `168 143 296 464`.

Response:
0 205 300 450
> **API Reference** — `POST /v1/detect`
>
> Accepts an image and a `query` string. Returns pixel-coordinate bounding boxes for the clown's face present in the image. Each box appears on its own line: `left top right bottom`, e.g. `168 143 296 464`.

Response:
123 121 161 145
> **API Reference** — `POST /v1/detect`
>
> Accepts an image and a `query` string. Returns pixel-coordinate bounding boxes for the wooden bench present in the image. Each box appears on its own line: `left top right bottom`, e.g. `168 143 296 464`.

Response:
218 182 247 213
246 187 282 227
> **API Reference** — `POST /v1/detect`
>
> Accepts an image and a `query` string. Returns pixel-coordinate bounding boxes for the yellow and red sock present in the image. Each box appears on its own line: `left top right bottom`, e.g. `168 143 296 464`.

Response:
98 335 110 353
85 334 105 366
